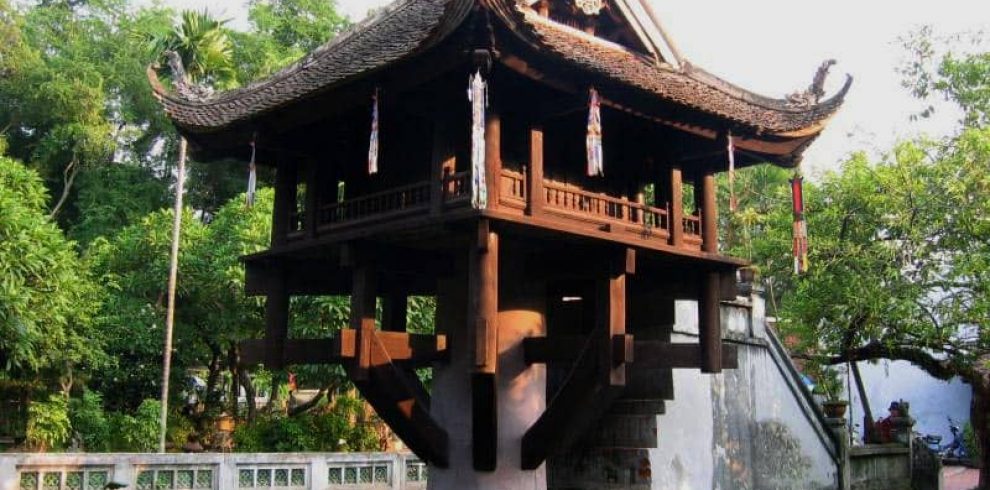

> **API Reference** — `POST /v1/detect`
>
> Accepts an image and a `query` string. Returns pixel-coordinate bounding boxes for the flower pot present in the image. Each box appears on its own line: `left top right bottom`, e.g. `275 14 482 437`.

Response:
822 401 848 419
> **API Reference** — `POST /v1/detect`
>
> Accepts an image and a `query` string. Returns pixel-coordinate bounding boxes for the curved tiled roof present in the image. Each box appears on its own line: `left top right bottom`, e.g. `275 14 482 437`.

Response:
151 0 849 140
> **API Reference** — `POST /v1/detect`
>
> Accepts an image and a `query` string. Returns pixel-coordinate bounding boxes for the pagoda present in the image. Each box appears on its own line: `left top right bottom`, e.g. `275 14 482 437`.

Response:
150 0 848 487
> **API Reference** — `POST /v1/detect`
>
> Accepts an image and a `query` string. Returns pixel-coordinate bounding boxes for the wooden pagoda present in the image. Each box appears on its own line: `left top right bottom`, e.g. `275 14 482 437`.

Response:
150 0 848 486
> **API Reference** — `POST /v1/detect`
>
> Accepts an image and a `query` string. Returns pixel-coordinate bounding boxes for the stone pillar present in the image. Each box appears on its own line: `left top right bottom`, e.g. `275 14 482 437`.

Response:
429 238 547 489
826 417 851 490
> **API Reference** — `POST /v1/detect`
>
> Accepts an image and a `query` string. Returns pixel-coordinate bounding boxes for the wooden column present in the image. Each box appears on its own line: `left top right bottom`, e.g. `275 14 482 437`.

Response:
264 270 288 370
305 159 320 239
382 290 408 333
598 250 631 386
350 264 377 381
669 166 684 247
272 155 297 247
701 172 718 253
527 126 544 216
485 110 501 210
431 119 454 215
469 220 498 470
699 271 722 373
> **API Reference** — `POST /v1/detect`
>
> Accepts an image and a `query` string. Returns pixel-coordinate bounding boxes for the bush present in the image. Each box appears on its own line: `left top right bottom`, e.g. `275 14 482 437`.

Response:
69 391 110 451
108 399 161 452
964 422 982 463
232 395 380 452
26 395 71 451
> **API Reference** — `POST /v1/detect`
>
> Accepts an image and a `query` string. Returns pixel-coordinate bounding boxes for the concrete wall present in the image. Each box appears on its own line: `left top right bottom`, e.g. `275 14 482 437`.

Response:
651 294 840 490
0 452 426 490
848 445 911 490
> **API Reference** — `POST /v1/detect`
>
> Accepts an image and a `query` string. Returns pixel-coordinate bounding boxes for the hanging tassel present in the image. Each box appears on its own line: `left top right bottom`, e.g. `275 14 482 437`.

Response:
246 134 257 207
791 174 809 274
368 87 380 175
727 131 737 212
586 87 604 177
468 70 488 209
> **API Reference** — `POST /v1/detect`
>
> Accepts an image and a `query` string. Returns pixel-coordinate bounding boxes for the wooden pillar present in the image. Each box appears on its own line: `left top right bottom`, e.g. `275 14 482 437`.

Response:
264 270 288 370
527 126 544 216
485 110 501 210
699 271 722 373
272 154 297 247
305 159 320 239
469 220 498 470
598 250 631 386
669 167 684 247
350 264 377 381
431 119 454 215
701 172 718 253
382 290 408 333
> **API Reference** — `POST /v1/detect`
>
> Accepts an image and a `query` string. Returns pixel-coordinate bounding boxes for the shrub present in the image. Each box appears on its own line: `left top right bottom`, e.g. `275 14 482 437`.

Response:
109 399 161 452
69 391 110 451
964 422 982 463
26 395 71 451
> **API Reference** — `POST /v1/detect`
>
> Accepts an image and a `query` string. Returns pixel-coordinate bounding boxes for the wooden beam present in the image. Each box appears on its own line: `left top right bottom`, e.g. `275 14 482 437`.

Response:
346 327 449 467
523 337 738 369
470 221 499 374
263 270 288 369
350 264 377 381
701 172 718 253
272 153 298 247
520 333 622 470
240 331 447 367
700 271 723 373
669 166 684 247
599 251 628 386
527 126 544 216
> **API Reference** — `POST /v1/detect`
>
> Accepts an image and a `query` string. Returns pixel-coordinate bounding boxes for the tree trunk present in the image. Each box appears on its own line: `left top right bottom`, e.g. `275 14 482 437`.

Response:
49 157 80 219
227 345 240 418
238 366 257 422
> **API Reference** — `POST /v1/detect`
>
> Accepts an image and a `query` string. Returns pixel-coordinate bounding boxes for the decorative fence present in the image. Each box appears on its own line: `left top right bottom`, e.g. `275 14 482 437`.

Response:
0 452 427 490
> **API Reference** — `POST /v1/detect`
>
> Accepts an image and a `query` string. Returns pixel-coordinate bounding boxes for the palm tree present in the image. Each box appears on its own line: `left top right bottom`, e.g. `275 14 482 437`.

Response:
148 9 235 454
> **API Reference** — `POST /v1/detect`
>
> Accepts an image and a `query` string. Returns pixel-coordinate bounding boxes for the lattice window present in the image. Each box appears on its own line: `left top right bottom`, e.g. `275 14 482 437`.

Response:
134 466 215 490
237 466 306 489
405 459 427 483
18 468 111 490
327 461 392 487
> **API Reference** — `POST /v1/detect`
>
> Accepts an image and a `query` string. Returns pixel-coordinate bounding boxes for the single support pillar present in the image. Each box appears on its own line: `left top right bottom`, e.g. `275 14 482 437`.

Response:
669 167 684 247
470 220 499 470
305 159 320 239
701 172 718 253
485 110 501 209
350 264 377 382
527 126 544 216
264 270 288 370
272 154 298 247
699 271 722 373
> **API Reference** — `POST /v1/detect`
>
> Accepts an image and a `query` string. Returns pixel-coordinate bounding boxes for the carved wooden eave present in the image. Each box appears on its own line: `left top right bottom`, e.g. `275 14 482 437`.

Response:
148 0 850 167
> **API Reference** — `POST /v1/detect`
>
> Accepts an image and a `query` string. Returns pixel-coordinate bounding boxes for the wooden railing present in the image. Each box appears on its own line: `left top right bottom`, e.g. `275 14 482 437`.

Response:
443 170 470 203
683 214 702 238
500 168 526 208
543 180 669 231
319 181 431 228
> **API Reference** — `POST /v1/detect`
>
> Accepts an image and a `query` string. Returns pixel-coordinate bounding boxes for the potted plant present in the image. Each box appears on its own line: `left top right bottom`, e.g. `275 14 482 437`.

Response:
813 366 848 419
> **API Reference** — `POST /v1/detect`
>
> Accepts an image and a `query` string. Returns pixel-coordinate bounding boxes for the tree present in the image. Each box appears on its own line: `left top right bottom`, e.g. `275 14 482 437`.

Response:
0 155 103 388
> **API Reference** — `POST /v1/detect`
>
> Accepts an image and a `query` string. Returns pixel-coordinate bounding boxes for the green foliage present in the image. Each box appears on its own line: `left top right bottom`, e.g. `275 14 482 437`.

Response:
108 399 161 452
147 9 237 89
69 391 111 451
0 156 102 375
964 422 982 462
70 164 169 245
232 395 378 452
26 394 71 451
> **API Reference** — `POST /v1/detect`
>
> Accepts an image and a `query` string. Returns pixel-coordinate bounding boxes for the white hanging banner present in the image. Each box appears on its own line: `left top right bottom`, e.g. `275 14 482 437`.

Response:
368 88 380 175
468 70 488 209
246 136 257 207
586 87 604 177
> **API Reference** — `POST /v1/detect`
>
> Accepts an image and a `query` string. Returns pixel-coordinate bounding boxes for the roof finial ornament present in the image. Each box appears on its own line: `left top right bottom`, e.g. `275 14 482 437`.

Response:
163 50 214 101
574 0 604 16
786 59 837 108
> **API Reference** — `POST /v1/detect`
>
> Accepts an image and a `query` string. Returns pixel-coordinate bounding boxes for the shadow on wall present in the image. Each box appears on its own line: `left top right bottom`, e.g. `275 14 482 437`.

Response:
751 420 813 490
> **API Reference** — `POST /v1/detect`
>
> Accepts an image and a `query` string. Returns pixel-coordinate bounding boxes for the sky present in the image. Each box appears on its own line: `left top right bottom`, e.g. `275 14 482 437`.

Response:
160 0 987 176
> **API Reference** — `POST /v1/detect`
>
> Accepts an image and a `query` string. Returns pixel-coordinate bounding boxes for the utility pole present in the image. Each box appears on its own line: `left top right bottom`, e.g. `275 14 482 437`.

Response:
159 136 187 453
